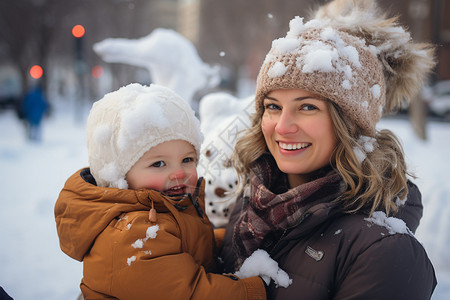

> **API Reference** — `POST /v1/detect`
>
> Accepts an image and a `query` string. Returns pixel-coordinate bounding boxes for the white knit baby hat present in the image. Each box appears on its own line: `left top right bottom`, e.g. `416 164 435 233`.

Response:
86 83 203 189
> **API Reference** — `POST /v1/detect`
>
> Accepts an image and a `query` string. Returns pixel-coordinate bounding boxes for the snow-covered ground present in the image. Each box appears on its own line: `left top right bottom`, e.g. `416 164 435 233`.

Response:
0 102 449 299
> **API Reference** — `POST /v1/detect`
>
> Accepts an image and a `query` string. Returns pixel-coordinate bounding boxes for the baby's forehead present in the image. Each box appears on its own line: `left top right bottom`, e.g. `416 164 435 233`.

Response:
141 140 197 158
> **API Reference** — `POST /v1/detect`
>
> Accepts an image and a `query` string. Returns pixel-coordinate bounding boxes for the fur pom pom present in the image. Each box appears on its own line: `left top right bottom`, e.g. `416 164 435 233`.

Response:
312 0 436 113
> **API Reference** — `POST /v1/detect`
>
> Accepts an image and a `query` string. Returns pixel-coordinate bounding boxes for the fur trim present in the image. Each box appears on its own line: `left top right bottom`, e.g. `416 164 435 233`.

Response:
312 0 436 113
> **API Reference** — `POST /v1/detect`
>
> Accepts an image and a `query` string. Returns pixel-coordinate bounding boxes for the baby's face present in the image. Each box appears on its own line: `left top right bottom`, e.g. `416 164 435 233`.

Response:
126 140 198 195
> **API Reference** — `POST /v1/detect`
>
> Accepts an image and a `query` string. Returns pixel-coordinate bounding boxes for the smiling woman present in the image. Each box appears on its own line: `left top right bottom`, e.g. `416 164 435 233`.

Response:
261 89 336 187
220 0 437 299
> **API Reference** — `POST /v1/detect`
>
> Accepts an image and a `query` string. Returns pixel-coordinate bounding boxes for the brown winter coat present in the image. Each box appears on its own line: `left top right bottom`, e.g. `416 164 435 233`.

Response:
55 168 265 300
221 171 437 299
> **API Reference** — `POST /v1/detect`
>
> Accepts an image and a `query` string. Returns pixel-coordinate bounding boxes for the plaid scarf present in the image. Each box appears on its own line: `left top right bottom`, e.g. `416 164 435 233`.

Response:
232 154 344 262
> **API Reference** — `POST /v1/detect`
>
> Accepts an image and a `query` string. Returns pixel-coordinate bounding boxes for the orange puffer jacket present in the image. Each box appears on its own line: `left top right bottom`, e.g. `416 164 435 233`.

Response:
55 168 265 300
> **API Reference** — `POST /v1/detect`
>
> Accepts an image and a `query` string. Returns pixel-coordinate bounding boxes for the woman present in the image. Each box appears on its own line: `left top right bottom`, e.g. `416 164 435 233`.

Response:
221 0 437 299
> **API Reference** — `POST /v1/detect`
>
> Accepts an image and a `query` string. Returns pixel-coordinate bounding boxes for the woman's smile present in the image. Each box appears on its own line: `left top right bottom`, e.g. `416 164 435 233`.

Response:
277 141 311 151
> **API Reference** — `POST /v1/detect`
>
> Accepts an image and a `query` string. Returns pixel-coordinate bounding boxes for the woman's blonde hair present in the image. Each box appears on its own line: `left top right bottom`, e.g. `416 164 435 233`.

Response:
233 100 411 216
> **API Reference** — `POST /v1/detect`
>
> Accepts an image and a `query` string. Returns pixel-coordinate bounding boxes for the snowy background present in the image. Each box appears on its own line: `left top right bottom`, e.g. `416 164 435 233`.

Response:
0 98 449 299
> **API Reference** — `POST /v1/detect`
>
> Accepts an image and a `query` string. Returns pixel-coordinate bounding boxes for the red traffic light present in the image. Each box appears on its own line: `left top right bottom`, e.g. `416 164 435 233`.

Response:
30 65 43 79
72 25 85 38
91 65 104 78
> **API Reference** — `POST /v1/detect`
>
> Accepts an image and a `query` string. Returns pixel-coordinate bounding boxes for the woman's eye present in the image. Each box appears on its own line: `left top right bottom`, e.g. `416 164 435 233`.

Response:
301 104 318 111
264 103 280 111
151 161 166 168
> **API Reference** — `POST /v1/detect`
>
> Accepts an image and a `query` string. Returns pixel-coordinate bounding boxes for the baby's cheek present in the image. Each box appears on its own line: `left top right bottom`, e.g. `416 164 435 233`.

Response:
145 176 167 191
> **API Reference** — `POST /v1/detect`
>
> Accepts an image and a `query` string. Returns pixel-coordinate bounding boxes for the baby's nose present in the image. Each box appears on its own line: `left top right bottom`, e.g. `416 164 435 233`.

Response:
169 168 186 180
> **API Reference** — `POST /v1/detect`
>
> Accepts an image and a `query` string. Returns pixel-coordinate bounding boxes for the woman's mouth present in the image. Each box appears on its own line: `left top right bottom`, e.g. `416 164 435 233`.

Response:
278 142 311 151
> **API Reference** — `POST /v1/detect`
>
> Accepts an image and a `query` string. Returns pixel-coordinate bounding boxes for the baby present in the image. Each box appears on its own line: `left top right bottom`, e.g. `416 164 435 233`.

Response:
54 83 267 300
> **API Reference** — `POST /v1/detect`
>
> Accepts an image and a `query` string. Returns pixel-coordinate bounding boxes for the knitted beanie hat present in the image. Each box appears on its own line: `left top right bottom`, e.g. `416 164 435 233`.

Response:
255 0 435 136
86 83 203 189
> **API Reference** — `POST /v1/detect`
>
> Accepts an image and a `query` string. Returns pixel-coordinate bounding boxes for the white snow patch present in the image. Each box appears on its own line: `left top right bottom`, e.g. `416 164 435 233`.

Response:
353 135 377 163
130 225 159 249
395 196 407 207
272 38 301 54
340 46 361 68
341 65 353 79
117 95 168 151
146 224 159 239
301 42 337 73
286 16 306 38
365 211 410 235
132 239 144 249
368 45 380 56
353 146 366 163
268 62 288 78
335 229 342 235
370 84 381 99
235 249 292 288
342 80 351 89
127 256 136 266
357 135 377 153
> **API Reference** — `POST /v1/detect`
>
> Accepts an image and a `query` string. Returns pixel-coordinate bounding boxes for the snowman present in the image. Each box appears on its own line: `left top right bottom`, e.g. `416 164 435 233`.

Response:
198 92 254 228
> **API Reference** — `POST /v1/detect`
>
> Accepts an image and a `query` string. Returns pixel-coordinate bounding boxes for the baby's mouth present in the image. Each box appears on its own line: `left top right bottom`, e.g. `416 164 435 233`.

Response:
164 185 187 196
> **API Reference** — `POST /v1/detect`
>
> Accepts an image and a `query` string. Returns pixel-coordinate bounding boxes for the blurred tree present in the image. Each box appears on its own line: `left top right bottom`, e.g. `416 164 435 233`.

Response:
0 0 178 104
194 0 319 93
0 0 78 94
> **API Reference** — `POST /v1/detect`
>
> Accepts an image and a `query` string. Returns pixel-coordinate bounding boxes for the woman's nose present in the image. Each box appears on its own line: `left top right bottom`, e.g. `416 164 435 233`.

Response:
169 168 186 181
275 111 298 135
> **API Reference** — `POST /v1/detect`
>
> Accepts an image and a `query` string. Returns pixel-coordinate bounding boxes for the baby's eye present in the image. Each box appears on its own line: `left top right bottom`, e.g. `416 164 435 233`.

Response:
151 161 166 168
183 157 196 164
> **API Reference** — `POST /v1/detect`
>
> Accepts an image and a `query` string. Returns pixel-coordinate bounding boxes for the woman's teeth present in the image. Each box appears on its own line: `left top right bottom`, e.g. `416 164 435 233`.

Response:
279 142 310 150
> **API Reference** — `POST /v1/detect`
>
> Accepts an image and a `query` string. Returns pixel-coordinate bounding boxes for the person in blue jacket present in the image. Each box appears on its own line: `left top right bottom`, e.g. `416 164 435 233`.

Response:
22 83 48 141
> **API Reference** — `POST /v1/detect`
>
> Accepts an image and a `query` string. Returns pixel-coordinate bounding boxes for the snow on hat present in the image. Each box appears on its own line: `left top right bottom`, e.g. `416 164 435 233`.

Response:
255 0 435 135
86 83 203 189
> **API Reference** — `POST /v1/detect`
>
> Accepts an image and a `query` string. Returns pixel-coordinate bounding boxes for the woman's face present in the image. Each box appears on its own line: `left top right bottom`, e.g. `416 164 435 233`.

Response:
261 89 337 186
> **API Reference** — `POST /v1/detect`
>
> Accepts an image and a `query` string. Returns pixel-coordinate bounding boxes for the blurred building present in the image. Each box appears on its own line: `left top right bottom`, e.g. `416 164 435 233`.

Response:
1 0 449 106
177 0 450 89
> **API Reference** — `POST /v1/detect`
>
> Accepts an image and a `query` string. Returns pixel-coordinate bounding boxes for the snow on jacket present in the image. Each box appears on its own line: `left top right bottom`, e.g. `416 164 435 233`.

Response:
221 169 437 299
55 168 265 300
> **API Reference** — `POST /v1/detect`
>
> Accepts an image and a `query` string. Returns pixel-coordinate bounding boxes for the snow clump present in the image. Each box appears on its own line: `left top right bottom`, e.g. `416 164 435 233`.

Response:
370 84 381 99
131 225 160 249
117 95 168 151
268 62 288 78
365 211 410 235
353 135 377 163
235 249 293 288
127 256 136 266
286 16 306 38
